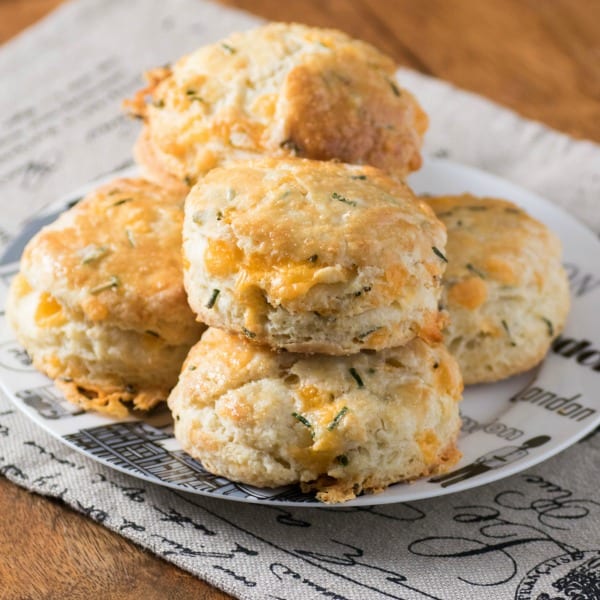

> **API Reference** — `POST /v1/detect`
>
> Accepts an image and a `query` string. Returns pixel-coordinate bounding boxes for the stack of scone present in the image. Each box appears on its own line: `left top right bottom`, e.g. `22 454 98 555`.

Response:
7 23 570 503
169 158 463 502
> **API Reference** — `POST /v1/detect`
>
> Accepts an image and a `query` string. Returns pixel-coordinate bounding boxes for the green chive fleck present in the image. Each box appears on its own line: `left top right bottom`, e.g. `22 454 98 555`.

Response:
350 175 367 180
145 330 160 337
188 365 197 371
501 320 517 346
432 246 448 263
336 454 349 466
186 89 205 103
388 80 401 97
242 327 256 339
541 317 554 337
90 275 120 295
206 289 220 309
153 99 165 108
292 412 313 432
184 176 193 186
349 368 364 388
112 198 133 207
328 406 349 431
466 263 485 278
331 192 357 207
221 43 237 54
357 326 382 340
81 245 108 265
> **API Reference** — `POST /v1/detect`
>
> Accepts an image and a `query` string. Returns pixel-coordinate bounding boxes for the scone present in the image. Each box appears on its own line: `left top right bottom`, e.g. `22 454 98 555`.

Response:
425 194 570 384
125 22 427 188
168 328 462 503
7 178 205 417
183 158 448 354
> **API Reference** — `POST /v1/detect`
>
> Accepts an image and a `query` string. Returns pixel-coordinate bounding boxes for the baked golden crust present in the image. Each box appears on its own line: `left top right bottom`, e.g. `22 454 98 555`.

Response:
184 158 447 354
21 178 194 343
168 328 462 503
134 128 191 195
426 194 571 384
7 178 205 417
126 22 427 186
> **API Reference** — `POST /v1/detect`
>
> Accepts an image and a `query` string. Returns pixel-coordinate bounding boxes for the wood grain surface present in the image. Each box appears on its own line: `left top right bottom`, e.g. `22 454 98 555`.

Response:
1 1 598 599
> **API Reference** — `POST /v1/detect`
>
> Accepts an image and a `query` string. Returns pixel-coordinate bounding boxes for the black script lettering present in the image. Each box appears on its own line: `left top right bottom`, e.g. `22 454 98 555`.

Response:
553 337 591 357
269 563 350 600
553 336 600 372
75 500 107 523
563 263 600 298
119 518 145 532
495 475 600 529
153 506 216 536
409 503 577 587
213 565 256 587
0 463 27 480
295 540 442 599
150 535 234 559
578 349 600 367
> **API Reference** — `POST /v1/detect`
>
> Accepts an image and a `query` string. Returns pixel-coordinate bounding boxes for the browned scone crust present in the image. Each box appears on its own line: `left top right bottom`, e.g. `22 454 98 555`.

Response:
6 178 205 417
183 158 448 354
426 194 570 384
126 22 427 187
168 328 463 504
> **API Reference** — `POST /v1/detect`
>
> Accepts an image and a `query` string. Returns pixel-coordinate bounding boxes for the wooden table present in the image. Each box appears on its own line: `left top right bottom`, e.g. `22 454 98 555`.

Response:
1 1 598 598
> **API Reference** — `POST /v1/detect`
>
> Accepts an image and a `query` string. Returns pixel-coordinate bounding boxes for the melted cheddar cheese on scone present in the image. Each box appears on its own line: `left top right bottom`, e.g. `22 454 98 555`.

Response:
183 158 448 354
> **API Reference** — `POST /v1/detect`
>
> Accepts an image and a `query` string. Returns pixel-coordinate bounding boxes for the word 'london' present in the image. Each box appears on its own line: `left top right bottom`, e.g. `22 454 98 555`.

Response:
510 336 598 422
512 387 594 422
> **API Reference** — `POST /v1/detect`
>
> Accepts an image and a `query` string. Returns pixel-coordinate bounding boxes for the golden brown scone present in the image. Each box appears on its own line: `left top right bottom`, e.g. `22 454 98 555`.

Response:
125 22 427 187
425 194 570 384
184 158 448 354
6 178 205 417
168 328 462 504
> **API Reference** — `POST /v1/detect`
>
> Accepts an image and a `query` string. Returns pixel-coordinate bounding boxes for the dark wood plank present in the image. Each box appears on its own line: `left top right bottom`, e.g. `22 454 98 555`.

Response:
0 477 232 599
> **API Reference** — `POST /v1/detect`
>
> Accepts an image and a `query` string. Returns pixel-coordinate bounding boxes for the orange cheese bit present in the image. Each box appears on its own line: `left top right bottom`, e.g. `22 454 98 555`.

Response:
448 276 488 310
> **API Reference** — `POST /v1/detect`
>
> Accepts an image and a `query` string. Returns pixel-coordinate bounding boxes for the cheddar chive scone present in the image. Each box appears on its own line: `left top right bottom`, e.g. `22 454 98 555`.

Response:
425 194 570 384
125 22 428 189
183 158 448 354
7 178 205 417
168 328 463 504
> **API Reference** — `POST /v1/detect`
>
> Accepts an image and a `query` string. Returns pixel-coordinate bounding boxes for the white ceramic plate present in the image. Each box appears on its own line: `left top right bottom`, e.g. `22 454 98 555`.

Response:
1 157 598 507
